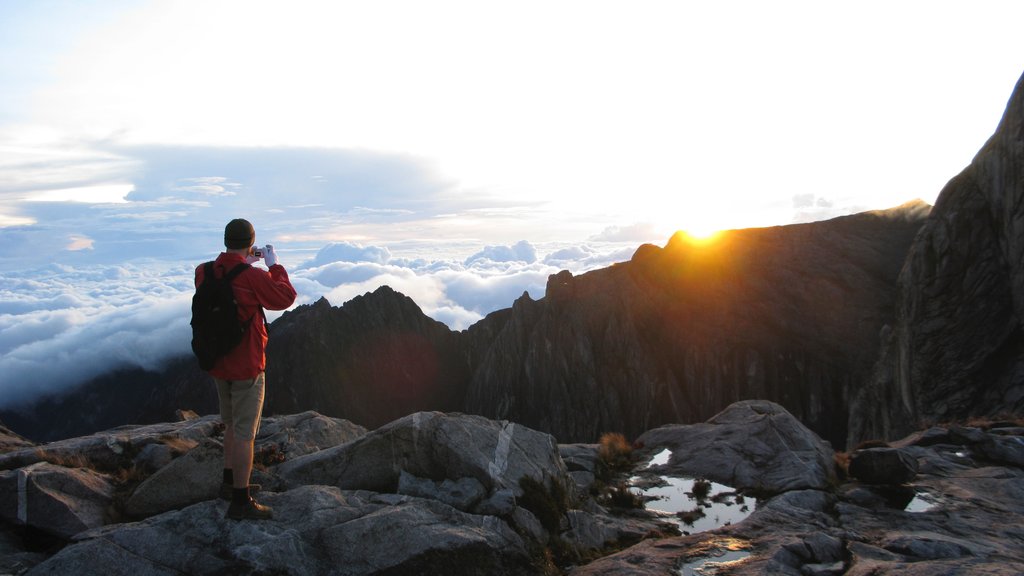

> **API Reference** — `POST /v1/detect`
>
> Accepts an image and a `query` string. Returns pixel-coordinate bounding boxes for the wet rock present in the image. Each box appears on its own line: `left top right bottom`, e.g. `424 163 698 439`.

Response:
848 447 919 484
0 462 113 539
636 400 835 493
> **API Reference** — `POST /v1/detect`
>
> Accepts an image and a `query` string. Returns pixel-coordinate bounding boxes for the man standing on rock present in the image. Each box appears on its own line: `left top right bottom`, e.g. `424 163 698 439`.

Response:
194 218 296 520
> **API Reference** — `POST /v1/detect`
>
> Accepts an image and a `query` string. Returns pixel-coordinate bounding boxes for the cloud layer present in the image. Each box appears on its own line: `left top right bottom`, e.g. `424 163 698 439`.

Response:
0 237 642 409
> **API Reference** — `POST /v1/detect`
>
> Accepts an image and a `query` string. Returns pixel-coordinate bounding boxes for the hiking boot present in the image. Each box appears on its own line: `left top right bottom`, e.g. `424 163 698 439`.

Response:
219 483 261 501
226 497 273 520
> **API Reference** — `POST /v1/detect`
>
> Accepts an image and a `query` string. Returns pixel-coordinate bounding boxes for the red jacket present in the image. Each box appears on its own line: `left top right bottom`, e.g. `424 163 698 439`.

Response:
194 252 297 380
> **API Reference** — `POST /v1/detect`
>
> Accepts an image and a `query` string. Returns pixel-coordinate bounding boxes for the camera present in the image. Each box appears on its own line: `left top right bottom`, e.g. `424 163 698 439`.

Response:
252 246 266 258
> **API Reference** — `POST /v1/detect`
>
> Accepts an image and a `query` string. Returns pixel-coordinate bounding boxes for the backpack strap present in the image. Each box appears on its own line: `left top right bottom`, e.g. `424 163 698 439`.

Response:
223 262 251 282
220 262 265 327
202 261 215 284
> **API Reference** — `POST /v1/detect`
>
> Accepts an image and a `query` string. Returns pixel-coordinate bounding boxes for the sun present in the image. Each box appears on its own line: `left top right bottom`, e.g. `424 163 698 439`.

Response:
652 214 727 246
678 224 723 242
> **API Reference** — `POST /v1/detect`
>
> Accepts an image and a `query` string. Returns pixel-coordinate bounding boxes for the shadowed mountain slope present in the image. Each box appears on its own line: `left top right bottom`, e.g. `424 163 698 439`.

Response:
850 70 1024 443
463 204 928 446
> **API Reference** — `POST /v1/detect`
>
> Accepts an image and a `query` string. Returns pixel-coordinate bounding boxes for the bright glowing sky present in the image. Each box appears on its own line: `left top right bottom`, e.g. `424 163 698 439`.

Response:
1 0 1023 407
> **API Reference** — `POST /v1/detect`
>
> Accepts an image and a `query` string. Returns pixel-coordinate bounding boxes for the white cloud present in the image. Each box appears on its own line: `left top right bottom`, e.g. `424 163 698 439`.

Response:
66 235 94 251
172 176 239 197
464 241 538 265
302 241 393 268
590 223 662 243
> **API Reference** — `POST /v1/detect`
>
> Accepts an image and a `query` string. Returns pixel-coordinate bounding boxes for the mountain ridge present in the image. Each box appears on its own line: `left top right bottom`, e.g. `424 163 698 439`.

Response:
2 201 930 447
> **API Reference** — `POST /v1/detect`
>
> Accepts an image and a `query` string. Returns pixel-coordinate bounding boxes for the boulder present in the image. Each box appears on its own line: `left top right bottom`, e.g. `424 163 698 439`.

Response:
124 438 223 517
976 434 1024 466
278 412 574 504
255 411 367 461
848 447 919 485
636 400 835 493
28 485 537 576
397 470 487 512
0 462 113 539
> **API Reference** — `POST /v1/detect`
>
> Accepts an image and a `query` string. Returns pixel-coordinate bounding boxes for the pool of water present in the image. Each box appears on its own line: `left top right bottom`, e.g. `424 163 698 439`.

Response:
904 491 939 513
646 448 672 468
630 475 758 535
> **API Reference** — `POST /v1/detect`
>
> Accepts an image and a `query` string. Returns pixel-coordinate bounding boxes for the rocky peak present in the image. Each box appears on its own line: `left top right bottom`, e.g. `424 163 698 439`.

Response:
850 71 1024 443
265 288 469 431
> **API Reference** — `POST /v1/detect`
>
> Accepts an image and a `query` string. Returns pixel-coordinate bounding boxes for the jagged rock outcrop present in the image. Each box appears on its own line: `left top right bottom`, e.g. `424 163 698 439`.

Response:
465 204 928 446
265 287 470 429
850 71 1024 444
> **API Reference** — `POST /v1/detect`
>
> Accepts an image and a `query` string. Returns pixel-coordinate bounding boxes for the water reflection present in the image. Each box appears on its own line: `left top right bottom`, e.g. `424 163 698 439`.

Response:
904 491 938 513
631 475 758 535
678 549 752 575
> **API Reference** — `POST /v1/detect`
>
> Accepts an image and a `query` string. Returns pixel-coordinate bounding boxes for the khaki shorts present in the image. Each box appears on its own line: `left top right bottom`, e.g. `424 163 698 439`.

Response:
215 373 266 441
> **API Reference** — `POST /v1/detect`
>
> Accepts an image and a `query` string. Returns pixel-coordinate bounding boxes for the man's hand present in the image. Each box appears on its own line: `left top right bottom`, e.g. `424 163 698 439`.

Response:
263 244 278 267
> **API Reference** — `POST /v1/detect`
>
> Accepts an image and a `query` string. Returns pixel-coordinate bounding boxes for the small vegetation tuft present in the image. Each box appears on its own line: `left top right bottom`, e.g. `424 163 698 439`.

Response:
854 439 890 450
253 443 286 470
159 435 198 456
518 476 569 534
33 448 90 470
598 432 634 470
690 478 711 500
597 480 644 510
833 451 851 480
677 506 706 526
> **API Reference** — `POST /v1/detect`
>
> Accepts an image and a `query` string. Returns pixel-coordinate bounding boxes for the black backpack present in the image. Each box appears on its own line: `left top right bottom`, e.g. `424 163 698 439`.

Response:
190 262 252 371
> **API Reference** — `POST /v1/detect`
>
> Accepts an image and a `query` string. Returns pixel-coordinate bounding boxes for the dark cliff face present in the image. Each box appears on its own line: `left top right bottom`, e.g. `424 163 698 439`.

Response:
265 286 470 429
464 205 928 446
850 71 1024 444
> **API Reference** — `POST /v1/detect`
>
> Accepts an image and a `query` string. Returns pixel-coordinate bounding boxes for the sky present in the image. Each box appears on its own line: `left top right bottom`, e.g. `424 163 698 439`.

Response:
1 0 1023 409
